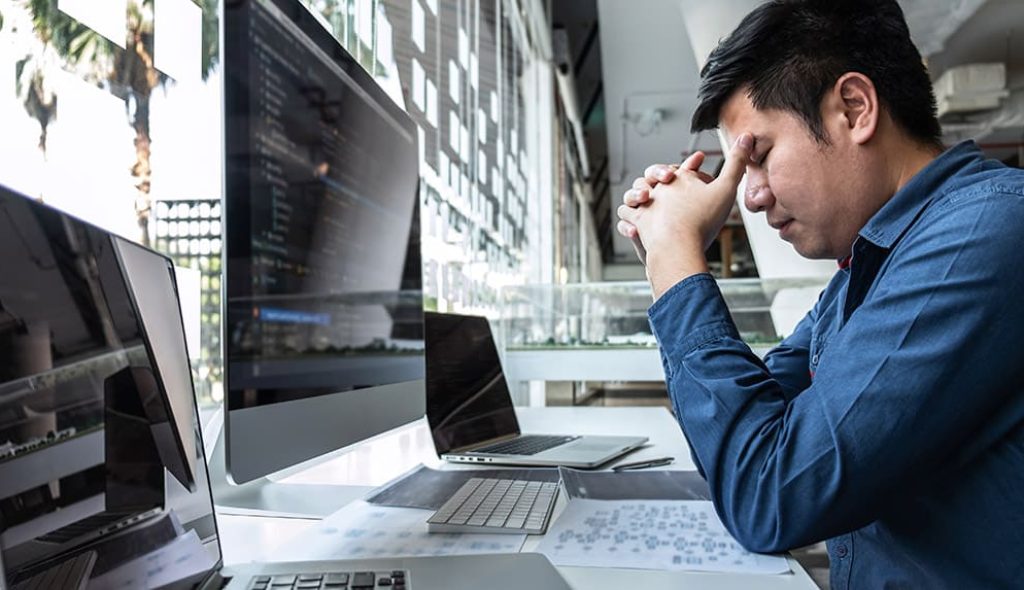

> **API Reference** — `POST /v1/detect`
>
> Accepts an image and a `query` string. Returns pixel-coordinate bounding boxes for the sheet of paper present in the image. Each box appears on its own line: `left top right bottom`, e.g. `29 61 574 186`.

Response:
87 530 216 590
536 500 790 575
274 500 526 561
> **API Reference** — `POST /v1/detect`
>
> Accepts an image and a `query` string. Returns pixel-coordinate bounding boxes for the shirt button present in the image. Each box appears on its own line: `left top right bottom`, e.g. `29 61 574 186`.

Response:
836 544 848 558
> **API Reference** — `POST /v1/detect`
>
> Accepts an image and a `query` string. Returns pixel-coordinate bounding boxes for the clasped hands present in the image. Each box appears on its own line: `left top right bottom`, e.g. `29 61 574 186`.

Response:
616 133 753 299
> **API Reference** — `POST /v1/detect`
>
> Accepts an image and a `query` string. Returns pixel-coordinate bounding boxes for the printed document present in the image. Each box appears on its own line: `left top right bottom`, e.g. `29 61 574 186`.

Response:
274 500 526 560
536 500 789 575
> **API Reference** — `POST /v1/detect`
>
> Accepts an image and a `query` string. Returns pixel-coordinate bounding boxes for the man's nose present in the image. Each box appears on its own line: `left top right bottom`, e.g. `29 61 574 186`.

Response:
744 168 774 213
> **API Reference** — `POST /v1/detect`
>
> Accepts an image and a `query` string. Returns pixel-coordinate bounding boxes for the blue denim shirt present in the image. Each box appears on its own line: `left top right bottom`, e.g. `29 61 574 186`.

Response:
648 141 1024 589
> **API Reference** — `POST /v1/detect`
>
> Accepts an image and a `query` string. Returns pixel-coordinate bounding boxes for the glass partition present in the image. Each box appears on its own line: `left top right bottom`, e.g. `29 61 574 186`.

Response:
498 277 831 354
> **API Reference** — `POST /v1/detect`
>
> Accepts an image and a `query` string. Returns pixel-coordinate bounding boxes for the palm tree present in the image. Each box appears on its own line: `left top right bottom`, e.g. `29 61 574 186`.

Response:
17 0 219 245
13 1 112 161
111 0 220 246
15 50 57 157
112 0 165 247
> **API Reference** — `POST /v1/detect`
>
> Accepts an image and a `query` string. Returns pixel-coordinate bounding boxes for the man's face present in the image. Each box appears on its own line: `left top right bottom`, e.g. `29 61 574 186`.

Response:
719 90 870 260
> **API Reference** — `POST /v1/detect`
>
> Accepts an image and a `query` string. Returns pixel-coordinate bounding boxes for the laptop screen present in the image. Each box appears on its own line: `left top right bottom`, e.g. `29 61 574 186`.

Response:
0 185 220 588
424 312 520 454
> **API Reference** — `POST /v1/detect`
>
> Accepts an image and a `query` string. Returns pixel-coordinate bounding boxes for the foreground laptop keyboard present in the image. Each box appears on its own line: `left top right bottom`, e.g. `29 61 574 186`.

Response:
427 477 558 534
473 434 578 456
248 569 408 589
12 550 96 590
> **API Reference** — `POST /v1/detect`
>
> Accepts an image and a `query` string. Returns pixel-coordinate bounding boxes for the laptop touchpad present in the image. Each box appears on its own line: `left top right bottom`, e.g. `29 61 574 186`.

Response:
555 442 610 453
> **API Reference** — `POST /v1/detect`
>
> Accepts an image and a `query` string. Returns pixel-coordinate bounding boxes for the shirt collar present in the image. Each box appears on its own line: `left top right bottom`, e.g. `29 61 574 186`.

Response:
858 140 984 250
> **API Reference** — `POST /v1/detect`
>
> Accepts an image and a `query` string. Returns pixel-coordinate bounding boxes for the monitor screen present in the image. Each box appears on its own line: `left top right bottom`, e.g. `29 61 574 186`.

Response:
0 184 220 587
222 0 425 483
424 312 519 454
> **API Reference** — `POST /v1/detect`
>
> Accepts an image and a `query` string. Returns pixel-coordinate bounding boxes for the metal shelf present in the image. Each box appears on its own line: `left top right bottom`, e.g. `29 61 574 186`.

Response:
0 347 145 407
0 429 104 499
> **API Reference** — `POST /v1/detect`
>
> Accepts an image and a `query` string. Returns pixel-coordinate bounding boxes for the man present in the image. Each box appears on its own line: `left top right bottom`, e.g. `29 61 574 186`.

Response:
616 0 1024 588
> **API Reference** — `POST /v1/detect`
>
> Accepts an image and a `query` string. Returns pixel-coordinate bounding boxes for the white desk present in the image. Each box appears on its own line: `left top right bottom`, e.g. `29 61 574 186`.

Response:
216 407 818 589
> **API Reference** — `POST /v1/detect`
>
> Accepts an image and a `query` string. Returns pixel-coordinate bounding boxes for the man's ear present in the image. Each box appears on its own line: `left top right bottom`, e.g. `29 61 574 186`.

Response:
827 72 878 145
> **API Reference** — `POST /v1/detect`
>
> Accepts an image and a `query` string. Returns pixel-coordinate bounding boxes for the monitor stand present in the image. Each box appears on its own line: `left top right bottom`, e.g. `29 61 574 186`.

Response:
203 408 373 518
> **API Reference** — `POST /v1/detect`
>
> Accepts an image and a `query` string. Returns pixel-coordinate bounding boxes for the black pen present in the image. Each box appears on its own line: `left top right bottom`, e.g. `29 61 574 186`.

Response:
612 456 674 472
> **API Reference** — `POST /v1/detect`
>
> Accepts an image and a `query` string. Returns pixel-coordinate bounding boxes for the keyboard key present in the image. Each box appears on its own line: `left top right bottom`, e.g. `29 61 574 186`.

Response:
271 575 297 586
351 572 375 588
324 573 349 585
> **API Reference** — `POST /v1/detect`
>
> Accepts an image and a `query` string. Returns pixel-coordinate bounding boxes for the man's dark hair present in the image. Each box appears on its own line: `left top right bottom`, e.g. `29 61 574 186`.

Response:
691 0 942 147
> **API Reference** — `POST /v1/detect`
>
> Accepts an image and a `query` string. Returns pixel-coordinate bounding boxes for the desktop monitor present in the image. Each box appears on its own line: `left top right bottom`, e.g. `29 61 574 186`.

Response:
222 0 426 485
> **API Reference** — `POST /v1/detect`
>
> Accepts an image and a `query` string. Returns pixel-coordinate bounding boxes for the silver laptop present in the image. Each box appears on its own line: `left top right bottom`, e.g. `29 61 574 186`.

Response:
0 183 571 590
424 312 648 468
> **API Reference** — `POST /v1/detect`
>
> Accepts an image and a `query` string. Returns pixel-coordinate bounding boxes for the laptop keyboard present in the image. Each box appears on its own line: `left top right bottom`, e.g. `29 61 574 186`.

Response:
427 477 558 535
12 550 96 590
473 434 578 456
247 569 408 589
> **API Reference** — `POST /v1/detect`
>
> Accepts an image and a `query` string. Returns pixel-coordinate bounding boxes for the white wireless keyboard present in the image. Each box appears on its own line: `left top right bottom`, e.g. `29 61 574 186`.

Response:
426 477 558 534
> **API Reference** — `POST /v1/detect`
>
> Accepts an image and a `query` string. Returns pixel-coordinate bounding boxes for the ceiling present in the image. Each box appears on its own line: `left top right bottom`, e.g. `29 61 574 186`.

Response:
551 0 1024 270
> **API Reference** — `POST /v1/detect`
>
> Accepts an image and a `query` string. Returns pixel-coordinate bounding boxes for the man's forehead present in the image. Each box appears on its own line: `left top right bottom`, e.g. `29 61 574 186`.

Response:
718 91 796 147
718 91 760 139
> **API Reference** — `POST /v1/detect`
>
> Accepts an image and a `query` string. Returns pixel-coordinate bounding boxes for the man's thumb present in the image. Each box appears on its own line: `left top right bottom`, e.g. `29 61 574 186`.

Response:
716 133 753 187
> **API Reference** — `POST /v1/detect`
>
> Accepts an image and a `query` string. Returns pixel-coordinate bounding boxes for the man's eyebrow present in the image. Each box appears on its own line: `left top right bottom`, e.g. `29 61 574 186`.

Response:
748 134 772 161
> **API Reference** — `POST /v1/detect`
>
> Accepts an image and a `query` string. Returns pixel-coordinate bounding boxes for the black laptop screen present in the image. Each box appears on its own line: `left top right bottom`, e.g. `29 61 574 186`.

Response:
424 312 520 454
0 185 220 588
